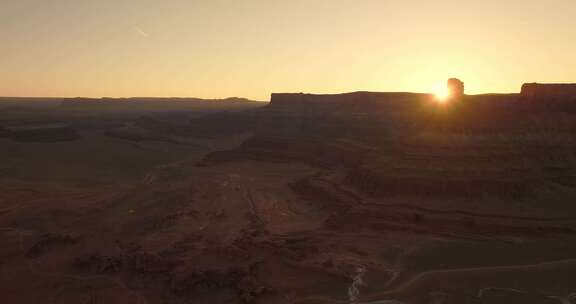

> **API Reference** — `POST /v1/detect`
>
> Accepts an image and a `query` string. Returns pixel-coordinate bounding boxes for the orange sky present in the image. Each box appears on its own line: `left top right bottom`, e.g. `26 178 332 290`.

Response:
1 0 575 100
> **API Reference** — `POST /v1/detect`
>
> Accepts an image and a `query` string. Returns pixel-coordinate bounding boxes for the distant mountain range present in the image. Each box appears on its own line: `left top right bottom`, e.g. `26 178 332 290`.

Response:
0 96 267 111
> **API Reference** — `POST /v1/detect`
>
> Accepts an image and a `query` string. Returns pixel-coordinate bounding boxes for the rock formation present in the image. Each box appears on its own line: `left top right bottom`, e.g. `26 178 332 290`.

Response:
521 83 576 100
268 92 428 113
202 86 576 201
448 78 465 99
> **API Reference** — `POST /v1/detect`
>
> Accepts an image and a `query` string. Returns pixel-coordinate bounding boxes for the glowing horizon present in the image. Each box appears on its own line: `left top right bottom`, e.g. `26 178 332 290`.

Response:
1 0 575 100
433 83 451 102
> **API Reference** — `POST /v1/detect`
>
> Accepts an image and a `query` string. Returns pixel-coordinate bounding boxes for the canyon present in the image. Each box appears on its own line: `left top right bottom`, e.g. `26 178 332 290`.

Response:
2 86 576 303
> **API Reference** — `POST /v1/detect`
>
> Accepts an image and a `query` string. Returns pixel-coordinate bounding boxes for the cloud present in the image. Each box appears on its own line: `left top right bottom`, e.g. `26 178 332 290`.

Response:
133 26 150 38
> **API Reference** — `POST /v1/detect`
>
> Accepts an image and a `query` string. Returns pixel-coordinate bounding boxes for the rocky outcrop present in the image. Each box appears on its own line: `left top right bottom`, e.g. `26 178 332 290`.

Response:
521 83 576 100
269 92 430 114
448 78 465 98
518 83 576 112
201 89 576 201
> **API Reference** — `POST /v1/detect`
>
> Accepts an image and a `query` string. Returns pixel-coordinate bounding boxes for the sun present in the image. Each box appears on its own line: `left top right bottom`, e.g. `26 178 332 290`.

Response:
434 84 451 102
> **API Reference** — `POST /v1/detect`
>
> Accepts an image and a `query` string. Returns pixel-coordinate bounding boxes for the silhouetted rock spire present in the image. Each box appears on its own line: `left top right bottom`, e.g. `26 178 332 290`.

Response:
448 78 465 99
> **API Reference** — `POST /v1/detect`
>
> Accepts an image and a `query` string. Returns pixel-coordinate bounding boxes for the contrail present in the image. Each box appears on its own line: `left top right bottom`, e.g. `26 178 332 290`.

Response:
133 26 149 37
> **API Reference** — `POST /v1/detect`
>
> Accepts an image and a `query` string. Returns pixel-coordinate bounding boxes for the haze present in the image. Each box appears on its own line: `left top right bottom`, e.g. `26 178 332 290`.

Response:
1 0 575 100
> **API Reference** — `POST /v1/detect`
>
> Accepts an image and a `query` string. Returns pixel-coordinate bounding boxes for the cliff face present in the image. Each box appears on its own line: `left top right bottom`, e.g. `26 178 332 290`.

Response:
202 90 576 200
521 83 576 99
269 92 430 114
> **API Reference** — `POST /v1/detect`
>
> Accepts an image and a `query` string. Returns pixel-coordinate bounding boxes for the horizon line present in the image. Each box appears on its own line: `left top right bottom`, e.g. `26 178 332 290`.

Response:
0 91 523 101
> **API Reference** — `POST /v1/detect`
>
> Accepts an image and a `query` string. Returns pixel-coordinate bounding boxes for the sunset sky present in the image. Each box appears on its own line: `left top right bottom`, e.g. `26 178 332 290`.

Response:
1 0 575 100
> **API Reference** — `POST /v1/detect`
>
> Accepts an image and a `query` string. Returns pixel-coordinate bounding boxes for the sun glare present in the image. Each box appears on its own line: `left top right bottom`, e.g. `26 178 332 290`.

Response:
434 85 451 102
